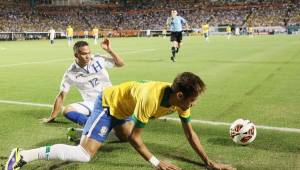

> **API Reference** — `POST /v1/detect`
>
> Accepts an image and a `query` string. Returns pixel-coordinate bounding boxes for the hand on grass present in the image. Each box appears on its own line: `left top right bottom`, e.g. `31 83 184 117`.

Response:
41 117 55 123
206 160 236 170
156 160 181 170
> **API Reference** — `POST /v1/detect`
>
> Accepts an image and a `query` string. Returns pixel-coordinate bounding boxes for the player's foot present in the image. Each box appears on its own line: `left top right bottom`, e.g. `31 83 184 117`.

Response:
3 148 26 170
67 127 82 143
170 56 176 62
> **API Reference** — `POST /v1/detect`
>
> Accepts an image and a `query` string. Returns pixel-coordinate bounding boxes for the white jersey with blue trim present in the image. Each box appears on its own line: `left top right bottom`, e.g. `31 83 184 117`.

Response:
60 54 115 102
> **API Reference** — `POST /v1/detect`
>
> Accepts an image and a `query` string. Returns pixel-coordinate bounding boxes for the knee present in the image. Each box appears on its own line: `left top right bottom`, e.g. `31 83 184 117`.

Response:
78 145 91 162
116 134 130 142
62 105 74 116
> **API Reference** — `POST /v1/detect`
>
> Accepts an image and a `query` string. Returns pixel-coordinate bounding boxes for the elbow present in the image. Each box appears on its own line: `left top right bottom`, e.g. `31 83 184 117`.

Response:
128 134 141 149
116 61 125 67
128 134 136 146
58 92 66 100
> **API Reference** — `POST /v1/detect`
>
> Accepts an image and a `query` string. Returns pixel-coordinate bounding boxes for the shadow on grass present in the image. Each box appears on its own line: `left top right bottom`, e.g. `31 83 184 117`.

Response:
28 137 133 169
45 120 72 125
96 161 149 169
147 142 207 169
30 136 207 169
0 156 7 160
30 161 79 170
48 161 76 170
206 137 237 147
207 136 300 154
166 154 205 167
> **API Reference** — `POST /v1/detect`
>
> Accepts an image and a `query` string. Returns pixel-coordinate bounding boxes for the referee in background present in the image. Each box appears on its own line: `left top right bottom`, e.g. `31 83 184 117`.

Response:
166 10 189 62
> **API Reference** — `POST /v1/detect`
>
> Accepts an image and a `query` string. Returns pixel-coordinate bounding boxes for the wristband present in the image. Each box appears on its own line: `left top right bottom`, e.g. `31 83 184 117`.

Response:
149 155 160 167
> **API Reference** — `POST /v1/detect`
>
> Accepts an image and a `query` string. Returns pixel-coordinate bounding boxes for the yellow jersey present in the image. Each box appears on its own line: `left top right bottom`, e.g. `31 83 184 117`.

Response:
66 27 73 37
248 27 253 33
226 26 231 33
102 81 191 127
202 24 209 33
93 28 99 36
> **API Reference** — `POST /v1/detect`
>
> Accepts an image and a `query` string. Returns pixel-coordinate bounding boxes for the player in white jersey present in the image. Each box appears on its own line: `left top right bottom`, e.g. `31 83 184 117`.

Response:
146 29 151 37
235 26 240 36
42 39 124 126
49 28 55 44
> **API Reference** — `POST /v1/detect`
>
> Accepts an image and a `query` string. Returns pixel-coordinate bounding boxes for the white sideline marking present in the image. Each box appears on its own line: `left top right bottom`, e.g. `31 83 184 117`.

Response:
0 59 71 68
0 99 299 133
0 100 52 108
0 49 156 68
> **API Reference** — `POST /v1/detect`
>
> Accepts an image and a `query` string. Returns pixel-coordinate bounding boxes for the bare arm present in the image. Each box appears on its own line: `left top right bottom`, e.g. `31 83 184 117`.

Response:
181 121 209 163
42 91 66 123
101 38 124 67
181 121 236 170
129 126 181 170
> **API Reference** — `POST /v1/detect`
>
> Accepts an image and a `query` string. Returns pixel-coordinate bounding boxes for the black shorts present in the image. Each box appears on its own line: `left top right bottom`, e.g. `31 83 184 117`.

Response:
170 31 183 43
204 33 208 38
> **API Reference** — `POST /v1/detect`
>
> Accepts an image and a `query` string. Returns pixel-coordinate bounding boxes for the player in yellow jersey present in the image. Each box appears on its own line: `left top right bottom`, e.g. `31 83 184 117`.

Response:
92 27 99 45
162 28 167 38
248 26 254 38
84 29 88 40
4 72 235 170
66 25 74 46
202 23 209 42
226 25 232 40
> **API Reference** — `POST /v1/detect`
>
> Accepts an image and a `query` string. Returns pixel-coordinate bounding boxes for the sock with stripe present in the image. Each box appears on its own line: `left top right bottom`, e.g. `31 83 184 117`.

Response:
20 144 91 163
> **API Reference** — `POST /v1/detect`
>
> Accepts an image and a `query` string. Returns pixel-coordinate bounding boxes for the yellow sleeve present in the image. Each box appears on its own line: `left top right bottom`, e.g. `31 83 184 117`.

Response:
177 107 191 123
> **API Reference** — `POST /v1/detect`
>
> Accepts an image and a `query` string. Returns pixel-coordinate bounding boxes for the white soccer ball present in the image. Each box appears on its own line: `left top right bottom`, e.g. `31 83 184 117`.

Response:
229 119 257 145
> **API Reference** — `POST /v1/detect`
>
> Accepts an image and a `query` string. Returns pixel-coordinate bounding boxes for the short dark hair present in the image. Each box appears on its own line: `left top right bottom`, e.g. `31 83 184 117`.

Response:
171 72 206 98
73 41 89 54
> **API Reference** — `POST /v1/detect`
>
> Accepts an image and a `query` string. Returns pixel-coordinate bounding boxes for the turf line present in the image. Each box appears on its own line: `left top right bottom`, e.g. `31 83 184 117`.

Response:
0 59 71 68
0 49 156 68
0 99 299 133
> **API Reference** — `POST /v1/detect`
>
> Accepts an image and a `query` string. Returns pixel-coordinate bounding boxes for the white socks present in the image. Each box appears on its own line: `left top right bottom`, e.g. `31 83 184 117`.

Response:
20 144 91 163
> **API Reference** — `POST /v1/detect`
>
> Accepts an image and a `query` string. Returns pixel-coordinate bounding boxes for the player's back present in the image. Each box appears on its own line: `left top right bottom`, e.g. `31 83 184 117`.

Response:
202 24 209 33
102 81 170 119
226 26 231 32
93 28 98 34
67 27 73 36
248 27 253 33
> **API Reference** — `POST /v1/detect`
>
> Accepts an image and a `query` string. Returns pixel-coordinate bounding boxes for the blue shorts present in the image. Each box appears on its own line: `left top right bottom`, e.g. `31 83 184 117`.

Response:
82 95 132 142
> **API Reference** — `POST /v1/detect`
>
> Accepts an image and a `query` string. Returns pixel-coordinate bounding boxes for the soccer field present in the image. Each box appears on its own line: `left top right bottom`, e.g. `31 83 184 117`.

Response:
0 35 300 170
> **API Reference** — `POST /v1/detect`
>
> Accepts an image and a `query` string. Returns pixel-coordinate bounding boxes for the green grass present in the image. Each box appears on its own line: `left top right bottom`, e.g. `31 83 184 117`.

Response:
0 35 300 170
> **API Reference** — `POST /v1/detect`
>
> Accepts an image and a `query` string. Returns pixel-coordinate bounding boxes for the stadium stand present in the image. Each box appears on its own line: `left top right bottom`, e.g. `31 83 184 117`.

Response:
0 0 299 38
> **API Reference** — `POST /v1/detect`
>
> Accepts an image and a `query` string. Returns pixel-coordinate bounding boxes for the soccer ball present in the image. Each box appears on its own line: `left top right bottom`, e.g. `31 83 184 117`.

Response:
229 119 257 145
